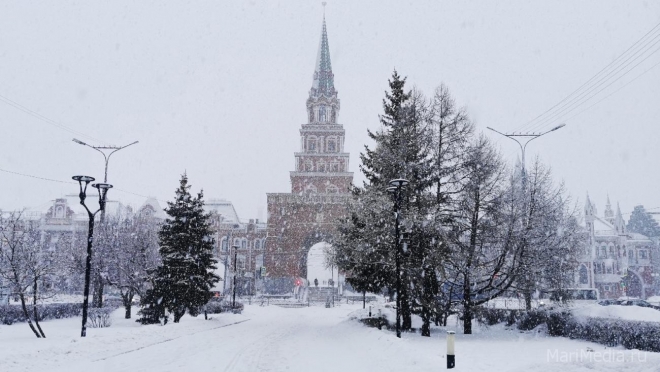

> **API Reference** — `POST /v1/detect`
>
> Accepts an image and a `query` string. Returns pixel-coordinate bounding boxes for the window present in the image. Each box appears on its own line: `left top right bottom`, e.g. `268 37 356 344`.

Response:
255 240 261 249
639 250 648 259
221 238 228 251
330 162 339 172
579 265 588 284
242 239 247 249
255 254 264 269
317 163 325 172
305 161 313 172
326 185 338 193
319 105 326 122
233 238 240 248
327 139 336 152
308 137 317 152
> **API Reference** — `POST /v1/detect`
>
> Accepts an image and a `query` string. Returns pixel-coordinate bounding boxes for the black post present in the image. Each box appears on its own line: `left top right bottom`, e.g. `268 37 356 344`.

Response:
394 192 401 339
72 176 111 338
232 248 237 308
80 211 95 337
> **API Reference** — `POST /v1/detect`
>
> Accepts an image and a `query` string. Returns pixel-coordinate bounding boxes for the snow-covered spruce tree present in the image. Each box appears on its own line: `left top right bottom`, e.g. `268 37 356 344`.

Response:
627 205 660 238
335 71 440 335
138 174 219 324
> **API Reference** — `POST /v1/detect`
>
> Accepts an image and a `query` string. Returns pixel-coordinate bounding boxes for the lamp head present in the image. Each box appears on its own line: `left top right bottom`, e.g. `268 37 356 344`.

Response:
72 138 87 146
551 123 566 131
389 179 409 188
72 175 95 183
386 186 397 193
92 183 113 190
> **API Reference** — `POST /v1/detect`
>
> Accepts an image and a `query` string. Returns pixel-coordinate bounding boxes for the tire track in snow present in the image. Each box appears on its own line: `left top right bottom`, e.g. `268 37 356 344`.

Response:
222 316 298 372
93 319 250 362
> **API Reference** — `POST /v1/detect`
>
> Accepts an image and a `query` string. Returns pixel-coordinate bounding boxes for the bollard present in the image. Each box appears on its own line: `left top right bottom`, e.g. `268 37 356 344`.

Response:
447 331 455 369
369 305 372 318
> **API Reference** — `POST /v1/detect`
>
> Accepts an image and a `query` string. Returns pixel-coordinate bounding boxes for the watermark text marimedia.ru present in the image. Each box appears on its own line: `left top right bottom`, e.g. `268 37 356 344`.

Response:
547 349 647 363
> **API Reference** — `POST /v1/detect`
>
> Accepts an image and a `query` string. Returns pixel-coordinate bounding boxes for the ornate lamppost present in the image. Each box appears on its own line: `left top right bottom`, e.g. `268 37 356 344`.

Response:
72 175 112 337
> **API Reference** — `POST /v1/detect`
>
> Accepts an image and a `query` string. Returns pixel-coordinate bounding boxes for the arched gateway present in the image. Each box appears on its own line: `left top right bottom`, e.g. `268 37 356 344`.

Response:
306 242 338 287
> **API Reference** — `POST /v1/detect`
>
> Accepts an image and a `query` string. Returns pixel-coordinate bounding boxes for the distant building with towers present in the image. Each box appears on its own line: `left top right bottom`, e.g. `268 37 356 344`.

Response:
577 195 656 299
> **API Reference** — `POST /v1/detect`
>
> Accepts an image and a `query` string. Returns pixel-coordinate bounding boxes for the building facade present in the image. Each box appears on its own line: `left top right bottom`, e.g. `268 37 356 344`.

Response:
577 195 657 299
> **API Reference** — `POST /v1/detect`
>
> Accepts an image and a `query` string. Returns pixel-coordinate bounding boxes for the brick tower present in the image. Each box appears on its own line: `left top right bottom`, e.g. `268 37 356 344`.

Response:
264 14 353 293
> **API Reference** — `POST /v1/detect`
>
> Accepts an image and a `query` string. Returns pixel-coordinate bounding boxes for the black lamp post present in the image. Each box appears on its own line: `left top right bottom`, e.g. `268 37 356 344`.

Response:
232 243 240 308
387 178 409 339
72 175 113 337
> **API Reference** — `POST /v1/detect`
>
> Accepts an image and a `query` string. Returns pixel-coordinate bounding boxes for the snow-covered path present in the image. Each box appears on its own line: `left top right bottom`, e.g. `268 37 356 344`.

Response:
1 303 659 371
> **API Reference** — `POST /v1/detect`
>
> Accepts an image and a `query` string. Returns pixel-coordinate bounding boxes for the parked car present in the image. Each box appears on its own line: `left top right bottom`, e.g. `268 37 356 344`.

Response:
620 299 657 309
597 299 619 306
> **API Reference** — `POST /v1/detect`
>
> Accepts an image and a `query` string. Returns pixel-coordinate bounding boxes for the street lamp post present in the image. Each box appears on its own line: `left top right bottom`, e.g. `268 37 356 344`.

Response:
72 138 137 308
387 178 409 339
486 124 565 178
232 243 239 308
72 175 113 337
72 139 138 185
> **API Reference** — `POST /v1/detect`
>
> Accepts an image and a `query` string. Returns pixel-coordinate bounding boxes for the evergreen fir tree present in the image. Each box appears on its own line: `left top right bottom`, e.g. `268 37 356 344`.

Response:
627 205 660 237
138 174 219 324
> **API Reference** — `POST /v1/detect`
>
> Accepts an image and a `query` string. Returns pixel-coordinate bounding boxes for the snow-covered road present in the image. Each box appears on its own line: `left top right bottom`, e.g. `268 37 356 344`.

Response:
1 303 659 372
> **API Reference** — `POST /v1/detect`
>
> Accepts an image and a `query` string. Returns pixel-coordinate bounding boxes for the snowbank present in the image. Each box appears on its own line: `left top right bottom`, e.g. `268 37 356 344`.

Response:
572 304 660 323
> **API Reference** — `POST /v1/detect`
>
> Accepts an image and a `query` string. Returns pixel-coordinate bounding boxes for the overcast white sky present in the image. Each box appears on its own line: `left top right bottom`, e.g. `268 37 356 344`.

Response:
1 0 660 221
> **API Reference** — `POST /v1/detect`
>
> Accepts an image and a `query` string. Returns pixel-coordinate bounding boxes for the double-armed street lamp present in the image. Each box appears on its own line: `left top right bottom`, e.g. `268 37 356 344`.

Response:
387 178 409 339
72 139 138 184
486 124 565 179
72 175 113 337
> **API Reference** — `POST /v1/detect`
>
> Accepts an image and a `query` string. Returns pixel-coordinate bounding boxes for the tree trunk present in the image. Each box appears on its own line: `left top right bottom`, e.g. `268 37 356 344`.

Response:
363 291 366 309
32 280 46 338
463 304 473 334
421 306 431 337
92 272 105 308
463 277 473 334
121 291 134 319
173 309 185 323
18 293 41 338
401 286 412 331
524 290 532 311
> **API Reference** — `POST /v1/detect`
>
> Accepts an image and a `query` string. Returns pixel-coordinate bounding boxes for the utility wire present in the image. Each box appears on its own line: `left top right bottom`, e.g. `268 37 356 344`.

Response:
0 166 168 204
0 166 75 184
513 21 660 133
562 57 660 124
525 41 660 133
0 93 109 145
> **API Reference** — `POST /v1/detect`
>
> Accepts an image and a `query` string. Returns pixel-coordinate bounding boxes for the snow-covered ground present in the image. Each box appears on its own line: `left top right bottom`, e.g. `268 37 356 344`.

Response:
0 303 658 372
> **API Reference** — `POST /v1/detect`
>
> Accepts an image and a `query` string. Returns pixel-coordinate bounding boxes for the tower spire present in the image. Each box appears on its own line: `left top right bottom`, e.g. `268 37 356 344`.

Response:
311 5 335 98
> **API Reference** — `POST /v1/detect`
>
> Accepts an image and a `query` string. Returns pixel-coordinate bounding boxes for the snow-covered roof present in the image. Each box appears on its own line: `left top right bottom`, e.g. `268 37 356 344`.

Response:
138 197 167 219
593 216 615 235
204 199 240 223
